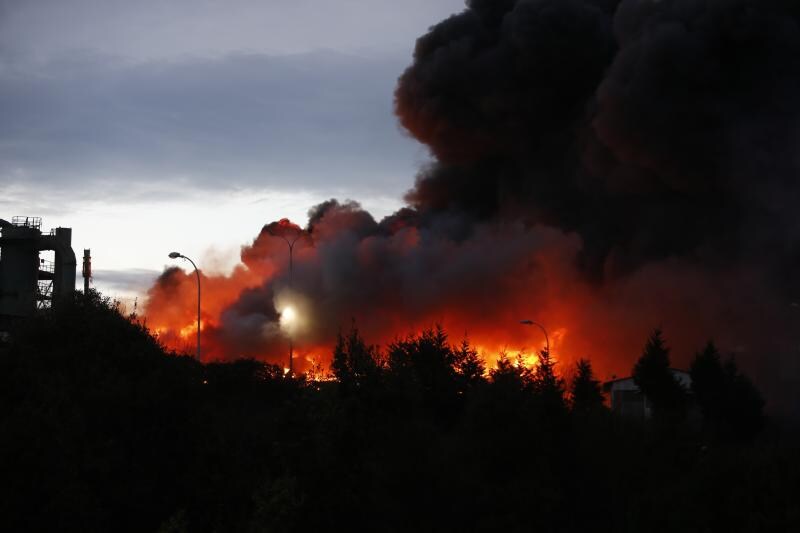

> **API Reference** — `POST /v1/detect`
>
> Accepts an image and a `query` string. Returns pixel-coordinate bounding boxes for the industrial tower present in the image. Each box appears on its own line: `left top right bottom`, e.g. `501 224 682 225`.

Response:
0 217 77 320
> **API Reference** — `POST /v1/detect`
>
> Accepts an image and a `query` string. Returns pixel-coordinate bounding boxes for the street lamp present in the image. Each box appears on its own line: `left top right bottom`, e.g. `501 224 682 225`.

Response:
267 223 308 376
266 223 307 287
169 251 201 360
520 319 550 355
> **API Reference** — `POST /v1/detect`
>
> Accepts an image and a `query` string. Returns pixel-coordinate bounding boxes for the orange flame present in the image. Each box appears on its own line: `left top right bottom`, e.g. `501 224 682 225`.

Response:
142 216 780 383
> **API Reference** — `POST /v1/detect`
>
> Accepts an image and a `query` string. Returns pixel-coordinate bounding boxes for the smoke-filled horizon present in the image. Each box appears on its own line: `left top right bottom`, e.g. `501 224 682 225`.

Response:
144 0 800 413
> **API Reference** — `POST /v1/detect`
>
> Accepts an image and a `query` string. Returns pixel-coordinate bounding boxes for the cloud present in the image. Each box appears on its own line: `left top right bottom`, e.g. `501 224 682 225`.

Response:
0 0 467 61
92 268 160 296
0 49 428 201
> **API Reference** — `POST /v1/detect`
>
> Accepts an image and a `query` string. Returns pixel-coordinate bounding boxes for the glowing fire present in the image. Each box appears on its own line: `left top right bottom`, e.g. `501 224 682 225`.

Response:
141 210 770 382
179 321 203 338
143 234 600 375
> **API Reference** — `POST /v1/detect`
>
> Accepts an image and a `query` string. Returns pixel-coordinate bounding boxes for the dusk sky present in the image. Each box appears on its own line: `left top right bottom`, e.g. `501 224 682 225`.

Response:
1 0 465 300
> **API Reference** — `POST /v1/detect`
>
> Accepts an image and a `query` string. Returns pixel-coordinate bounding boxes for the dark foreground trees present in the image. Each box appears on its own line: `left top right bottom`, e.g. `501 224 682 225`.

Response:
690 341 765 442
0 293 794 532
632 329 689 423
570 358 605 414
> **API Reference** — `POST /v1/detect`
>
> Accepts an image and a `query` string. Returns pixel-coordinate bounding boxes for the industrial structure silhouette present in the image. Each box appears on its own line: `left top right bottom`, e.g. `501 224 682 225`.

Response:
0 217 77 326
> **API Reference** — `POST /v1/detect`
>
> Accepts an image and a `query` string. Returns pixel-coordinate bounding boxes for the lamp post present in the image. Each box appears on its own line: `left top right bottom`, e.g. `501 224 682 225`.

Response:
267 224 307 375
520 319 550 355
169 252 200 360
267 225 306 287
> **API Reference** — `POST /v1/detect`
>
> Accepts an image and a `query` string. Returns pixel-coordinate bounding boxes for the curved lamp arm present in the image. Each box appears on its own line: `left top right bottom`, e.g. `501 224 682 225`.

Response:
519 319 550 355
169 252 201 360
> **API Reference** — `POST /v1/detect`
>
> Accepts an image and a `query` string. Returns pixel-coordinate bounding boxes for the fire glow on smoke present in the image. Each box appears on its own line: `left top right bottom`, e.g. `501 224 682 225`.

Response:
144 1 800 403
142 211 783 384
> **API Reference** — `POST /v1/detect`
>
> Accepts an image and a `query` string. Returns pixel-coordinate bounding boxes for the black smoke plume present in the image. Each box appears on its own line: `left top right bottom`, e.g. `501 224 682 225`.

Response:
397 0 800 281
146 0 800 414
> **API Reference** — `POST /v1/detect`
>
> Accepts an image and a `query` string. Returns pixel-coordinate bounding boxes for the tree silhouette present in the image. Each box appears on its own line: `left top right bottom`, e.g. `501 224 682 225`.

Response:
632 329 687 423
488 351 532 392
570 359 605 414
331 322 382 393
533 349 565 404
386 326 462 415
452 337 486 388
690 341 726 419
690 341 764 442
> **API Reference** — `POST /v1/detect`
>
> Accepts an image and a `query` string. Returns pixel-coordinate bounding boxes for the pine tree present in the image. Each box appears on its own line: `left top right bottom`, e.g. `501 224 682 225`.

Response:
570 359 605 414
690 342 764 442
452 337 485 386
724 357 764 441
331 323 381 392
632 329 687 422
690 341 726 421
489 351 530 391
533 348 566 414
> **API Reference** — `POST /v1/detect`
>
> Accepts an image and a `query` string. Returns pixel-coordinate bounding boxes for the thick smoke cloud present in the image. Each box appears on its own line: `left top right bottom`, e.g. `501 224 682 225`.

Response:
145 0 800 412
397 0 800 280
231 200 565 350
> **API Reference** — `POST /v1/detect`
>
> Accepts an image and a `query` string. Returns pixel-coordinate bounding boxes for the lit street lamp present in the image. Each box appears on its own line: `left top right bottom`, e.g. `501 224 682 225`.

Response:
267 223 308 376
169 252 201 359
520 319 550 355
